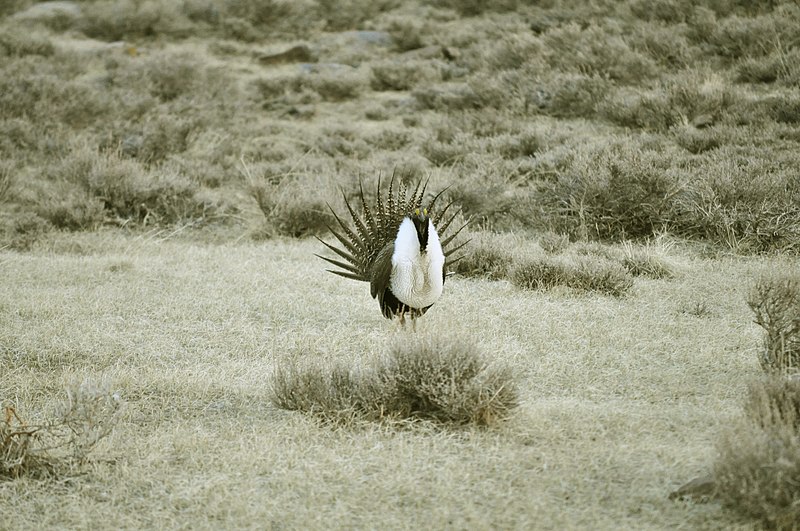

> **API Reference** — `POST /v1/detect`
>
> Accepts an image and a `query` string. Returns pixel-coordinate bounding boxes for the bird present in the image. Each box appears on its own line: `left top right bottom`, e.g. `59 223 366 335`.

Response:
316 174 466 322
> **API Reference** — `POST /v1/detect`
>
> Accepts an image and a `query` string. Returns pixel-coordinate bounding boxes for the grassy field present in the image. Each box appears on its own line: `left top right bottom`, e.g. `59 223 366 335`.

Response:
2 0 800 528
0 232 768 529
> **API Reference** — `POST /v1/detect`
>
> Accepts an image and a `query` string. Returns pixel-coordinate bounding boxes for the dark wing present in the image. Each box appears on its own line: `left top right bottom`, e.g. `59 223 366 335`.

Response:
369 243 394 300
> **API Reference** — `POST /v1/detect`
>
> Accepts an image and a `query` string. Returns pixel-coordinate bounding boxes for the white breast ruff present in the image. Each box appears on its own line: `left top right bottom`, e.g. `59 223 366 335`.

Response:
390 218 445 308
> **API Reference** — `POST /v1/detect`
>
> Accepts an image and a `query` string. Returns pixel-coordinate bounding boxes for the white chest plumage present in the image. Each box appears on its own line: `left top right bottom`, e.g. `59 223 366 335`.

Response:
389 217 445 309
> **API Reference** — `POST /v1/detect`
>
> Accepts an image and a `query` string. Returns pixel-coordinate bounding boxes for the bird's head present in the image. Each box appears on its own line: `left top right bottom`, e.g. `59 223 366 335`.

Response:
410 208 430 251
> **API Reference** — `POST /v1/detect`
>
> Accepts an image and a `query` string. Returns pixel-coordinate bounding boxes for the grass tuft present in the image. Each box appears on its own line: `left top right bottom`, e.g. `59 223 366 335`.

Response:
714 375 800 530
511 254 634 296
269 335 518 427
538 231 570 254
620 240 676 278
748 271 800 374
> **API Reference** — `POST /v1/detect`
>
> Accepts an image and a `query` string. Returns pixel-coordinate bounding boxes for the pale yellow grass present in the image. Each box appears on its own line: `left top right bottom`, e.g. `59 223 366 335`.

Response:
0 232 769 529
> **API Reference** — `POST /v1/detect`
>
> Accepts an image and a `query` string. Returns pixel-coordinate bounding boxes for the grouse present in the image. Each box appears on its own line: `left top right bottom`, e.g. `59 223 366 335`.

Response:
316 175 466 320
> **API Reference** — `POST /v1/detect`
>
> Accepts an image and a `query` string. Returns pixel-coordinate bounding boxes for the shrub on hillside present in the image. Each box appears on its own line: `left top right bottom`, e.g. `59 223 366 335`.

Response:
452 234 512 280
0 165 12 204
748 272 800 374
544 151 680 240
249 173 335 238
676 154 800 253
529 74 611 119
86 153 215 226
714 375 800 530
0 27 54 57
36 189 106 231
3 213 51 251
538 231 570 254
542 22 657 84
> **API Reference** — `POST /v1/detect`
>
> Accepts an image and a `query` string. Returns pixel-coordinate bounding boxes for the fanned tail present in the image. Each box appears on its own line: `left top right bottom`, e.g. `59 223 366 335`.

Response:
317 175 467 281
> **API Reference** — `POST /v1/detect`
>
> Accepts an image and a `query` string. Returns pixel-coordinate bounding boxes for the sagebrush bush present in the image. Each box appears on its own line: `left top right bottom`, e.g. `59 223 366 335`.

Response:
748 272 800 374
248 172 336 238
452 235 512 280
677 155 800 253
86 152 216 226
543 150 680 240
269 336 519 426
714 375 800 530
36 189 106 231
1 380 124 478
0 165 12 204
3 212 50 251
542 22 657 84
0 27 54 57
511 254 633 296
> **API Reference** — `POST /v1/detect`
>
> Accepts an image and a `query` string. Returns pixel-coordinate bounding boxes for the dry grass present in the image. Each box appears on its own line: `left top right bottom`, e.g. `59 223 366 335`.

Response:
1 380 123 479
0 235 768 529
1 0 799 527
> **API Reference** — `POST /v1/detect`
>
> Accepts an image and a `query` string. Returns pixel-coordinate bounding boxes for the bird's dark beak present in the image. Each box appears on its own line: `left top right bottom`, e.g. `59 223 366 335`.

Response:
413 213 429 251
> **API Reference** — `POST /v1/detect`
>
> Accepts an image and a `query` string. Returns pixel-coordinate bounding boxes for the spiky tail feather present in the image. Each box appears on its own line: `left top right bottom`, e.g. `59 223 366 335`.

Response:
315 173 467 281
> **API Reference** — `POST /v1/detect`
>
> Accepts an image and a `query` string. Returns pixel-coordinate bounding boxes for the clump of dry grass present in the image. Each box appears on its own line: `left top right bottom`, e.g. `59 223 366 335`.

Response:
714 375 800 530
620 240 676 279
538 231 570 254
0 164 12 204
748 271 800 374
511 254 634 296
1 380 124 479
269 336 518 427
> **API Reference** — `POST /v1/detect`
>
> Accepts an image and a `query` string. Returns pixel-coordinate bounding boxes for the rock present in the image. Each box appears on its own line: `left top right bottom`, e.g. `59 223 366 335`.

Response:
11 1 82 27
297 62 355 75
341 30 392 47
258 45 316 66
668 475 716 502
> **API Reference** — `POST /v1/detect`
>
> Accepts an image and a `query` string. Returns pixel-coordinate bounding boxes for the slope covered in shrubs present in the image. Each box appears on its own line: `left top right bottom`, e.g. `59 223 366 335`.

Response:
0 0 798 253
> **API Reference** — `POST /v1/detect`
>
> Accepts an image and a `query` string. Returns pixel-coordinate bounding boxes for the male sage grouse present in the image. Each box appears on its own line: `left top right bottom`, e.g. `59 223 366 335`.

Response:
316 176 466 321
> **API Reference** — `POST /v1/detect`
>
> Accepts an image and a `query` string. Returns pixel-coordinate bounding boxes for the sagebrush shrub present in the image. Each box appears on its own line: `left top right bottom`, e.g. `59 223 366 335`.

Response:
269 336 519 427
511 254 633 296
249 176 334 238
86 153 214 226
0 164 12 204
748 272 800 374
545 152 680 240
452 236 512 280
0 27 55 57
382 336 518 425
714 375 800 530
36 189 106 231
1 380 124 478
